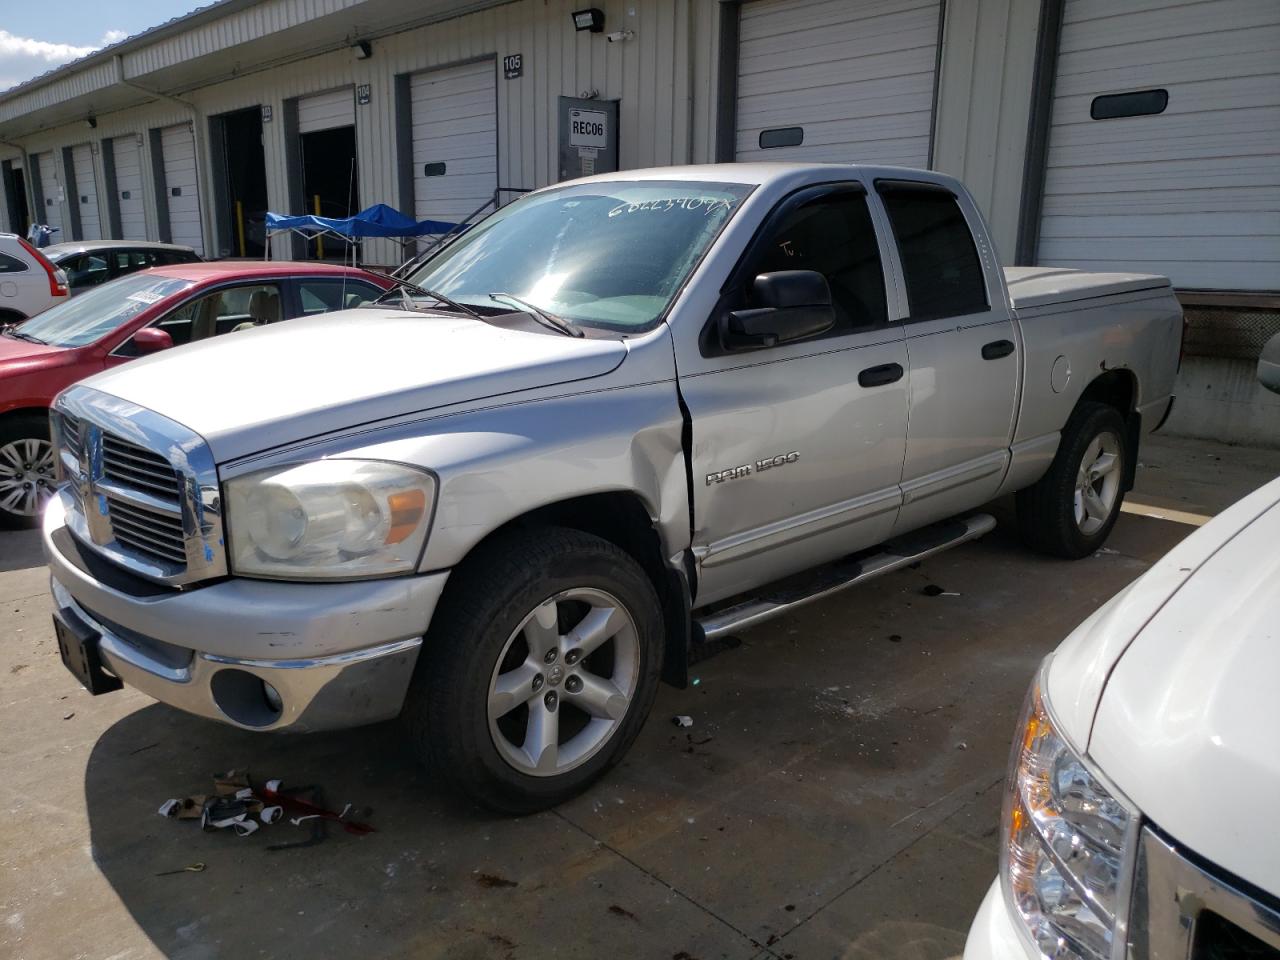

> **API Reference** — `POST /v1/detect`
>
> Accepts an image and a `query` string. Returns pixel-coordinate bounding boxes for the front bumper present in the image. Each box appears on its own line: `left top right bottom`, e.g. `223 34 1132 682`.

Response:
965 880 1031 960
43 495 449 732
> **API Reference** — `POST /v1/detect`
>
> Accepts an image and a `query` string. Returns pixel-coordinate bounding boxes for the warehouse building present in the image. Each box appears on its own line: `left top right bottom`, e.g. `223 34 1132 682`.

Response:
0 0 1277 443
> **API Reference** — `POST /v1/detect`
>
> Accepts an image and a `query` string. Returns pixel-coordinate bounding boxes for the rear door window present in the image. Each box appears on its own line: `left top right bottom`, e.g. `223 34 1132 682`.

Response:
877 183 988 321
64 254 112 291
0 252 28 273
297 278 382 315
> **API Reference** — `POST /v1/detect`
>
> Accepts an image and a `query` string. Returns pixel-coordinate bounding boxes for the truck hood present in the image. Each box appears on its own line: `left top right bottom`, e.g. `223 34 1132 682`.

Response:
79 309 627 462
1088 484 1280 894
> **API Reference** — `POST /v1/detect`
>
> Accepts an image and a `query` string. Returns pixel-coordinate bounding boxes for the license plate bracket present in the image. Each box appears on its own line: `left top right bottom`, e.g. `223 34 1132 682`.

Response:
53 611 123 695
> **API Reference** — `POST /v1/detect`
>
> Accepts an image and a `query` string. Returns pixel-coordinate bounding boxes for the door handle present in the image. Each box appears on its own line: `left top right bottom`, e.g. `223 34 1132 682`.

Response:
982 339 1015 360
857 362 904 388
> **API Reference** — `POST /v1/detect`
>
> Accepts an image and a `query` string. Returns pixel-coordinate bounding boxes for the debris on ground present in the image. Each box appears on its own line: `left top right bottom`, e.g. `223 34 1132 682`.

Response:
1094 546 1120 557
607 904 638 921
672 715 693 727
888 634 903 643
921 584 945 596
474 872 518 889
157 769 374 844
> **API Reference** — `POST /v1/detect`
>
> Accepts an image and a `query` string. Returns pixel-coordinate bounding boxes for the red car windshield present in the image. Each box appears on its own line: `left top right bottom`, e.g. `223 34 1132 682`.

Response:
13 274 193 348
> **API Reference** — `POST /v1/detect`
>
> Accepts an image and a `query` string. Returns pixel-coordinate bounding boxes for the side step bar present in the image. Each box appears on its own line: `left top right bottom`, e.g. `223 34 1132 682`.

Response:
694 513 997 642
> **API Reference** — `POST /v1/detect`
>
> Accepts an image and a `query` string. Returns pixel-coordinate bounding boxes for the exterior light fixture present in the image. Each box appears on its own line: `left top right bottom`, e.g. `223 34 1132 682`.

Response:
572 8 605 32
353 40 372 59
86 116 97 129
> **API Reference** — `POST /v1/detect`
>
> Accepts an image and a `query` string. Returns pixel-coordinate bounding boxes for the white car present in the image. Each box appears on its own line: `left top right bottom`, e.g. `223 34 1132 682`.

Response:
0 233 70 323
966 343 1280 959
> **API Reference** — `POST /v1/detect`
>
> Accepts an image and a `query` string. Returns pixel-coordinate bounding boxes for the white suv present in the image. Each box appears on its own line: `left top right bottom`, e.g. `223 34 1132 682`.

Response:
0 233 70 323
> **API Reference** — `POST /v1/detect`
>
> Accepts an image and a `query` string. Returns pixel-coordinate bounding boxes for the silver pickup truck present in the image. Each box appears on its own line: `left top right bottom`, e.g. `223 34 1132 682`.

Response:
43 164 1181 812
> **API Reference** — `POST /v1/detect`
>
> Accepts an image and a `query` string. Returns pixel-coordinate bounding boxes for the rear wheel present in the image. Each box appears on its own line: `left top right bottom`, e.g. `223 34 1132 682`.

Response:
404 527 664 814
1016 402 1127 559
0 414 56 529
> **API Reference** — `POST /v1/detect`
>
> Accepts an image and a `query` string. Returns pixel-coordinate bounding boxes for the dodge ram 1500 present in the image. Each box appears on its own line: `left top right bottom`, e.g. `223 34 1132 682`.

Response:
43 164 1182 811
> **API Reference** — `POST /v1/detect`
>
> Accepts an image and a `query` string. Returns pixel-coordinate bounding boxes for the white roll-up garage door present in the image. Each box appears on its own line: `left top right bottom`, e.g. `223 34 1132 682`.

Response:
1038 0 1280 290
298 88 355 134
70 144 101 241
735 0 941 166
35 152 63 237
160 123 203 255
112 137 147 241
410 60 497 228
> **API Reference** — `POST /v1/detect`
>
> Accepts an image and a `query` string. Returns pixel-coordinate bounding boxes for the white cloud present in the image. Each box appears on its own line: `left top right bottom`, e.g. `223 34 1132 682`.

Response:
0 29 128 93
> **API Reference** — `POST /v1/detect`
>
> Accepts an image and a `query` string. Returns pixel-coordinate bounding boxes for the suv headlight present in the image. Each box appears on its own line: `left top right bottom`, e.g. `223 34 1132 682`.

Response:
1002 659 1139 960
225 460 435 580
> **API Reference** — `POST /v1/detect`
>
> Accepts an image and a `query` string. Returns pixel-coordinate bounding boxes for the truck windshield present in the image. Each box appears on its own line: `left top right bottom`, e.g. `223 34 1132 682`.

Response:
406 180 752 333
12 274 193 348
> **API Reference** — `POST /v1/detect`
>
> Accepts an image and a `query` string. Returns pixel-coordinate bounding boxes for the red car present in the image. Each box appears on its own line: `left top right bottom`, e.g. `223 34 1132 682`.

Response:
0 261 391 527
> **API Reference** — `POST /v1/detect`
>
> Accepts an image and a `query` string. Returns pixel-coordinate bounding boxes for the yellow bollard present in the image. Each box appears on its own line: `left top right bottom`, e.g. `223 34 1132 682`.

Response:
235 200 246 258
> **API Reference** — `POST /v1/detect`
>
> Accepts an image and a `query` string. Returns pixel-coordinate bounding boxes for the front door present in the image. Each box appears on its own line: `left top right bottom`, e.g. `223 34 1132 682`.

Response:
680 184 909 607
874 181 1020 533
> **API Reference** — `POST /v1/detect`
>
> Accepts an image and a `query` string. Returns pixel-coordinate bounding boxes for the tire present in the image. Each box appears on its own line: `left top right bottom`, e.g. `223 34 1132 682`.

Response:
404 526 665 814
1016 402 1128 559
0 413 56 530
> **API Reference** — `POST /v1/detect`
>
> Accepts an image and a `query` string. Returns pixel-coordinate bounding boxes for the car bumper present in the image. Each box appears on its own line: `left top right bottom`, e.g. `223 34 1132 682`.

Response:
43 495 449 732
965 880 1031 960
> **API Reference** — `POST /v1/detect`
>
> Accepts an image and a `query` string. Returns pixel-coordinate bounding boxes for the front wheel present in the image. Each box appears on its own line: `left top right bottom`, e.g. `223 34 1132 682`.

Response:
0 414 57 530
404 527 664 814
1016 402 1128 559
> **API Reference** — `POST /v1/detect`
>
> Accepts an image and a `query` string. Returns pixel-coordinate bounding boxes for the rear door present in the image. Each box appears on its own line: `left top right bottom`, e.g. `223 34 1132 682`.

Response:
874 180 1019 533
70 144 101 241
160 124 203 255
111 138 147 241
681 183 909 606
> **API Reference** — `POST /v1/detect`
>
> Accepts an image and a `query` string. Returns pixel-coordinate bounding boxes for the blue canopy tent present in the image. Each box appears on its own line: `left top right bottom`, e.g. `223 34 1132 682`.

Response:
263 203 465 265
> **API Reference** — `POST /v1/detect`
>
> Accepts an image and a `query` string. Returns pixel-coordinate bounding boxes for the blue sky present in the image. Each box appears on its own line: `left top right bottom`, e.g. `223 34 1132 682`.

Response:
1 2 206 91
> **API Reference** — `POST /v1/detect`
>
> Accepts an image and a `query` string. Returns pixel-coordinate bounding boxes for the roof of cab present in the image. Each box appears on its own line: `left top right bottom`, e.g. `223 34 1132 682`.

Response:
43 240 198 257
141 260 384 283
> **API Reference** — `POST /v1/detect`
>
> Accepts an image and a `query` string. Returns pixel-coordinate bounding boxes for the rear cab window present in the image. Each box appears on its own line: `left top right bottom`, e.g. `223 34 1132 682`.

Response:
876 182 988 321
0 251 28 273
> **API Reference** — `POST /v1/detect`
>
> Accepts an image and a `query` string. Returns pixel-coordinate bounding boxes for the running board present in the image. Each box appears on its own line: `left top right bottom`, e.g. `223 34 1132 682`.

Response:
694 513 997 642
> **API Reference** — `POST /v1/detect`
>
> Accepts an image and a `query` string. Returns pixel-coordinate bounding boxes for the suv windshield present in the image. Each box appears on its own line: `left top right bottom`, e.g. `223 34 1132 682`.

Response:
11 274 193 348
407 180 752 332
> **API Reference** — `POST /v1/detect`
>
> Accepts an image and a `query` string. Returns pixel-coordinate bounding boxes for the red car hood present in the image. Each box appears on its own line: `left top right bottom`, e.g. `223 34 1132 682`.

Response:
0 333 68 370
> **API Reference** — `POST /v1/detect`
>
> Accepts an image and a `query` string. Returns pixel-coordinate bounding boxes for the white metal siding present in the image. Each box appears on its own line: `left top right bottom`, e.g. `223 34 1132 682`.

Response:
298 87 355 133
410 60 497 227
735 0 941 165
112 137 147 240
161 123 204 254
36 151 63 236
70 144 101 240
1039 0 1280 290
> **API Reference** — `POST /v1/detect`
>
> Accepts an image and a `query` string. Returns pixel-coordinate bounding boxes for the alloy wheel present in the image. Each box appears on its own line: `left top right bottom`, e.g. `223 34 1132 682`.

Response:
0 438 56 518
1073 432 1122 536
487 587 640 777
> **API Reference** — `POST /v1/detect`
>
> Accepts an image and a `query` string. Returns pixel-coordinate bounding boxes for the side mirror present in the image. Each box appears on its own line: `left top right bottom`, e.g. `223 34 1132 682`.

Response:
719 270 835 351
131 327 174 355
1259 332 1280 395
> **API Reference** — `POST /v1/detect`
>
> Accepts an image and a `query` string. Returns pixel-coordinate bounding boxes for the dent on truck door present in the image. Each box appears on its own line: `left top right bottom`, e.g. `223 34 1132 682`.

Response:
875 181 1019 534
680 184 909 608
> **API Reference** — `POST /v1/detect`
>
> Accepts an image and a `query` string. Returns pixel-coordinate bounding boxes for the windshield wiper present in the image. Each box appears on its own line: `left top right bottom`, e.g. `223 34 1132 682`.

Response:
3 328 45 344
489 292 583 338
363 269 484 320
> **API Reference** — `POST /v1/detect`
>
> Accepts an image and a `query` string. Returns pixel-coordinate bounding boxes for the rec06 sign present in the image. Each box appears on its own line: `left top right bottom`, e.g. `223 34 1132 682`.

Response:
569 108 608 148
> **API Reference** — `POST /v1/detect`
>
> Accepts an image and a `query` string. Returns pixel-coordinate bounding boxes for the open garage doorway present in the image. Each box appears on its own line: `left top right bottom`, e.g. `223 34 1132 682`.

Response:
211 107 268 257
300 125 359 260
2 163 29 236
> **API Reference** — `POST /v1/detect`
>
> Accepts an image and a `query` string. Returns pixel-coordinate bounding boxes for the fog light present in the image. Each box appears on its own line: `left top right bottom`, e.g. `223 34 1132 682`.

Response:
210 669 284 728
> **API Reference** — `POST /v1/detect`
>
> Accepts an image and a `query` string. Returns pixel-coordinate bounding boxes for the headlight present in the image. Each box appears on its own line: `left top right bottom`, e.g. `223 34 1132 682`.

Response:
1002 660 1138 960
225 460 434 580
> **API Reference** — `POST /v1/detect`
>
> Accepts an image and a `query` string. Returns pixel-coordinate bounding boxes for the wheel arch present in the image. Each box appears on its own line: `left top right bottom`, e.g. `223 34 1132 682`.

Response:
0 308 28 324
440 490 693 689
0 405 52 429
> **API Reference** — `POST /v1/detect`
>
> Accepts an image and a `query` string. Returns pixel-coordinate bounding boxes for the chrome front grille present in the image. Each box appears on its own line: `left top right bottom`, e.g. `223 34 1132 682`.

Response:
102 434 183 500
51 386 226 587
103 494 188 565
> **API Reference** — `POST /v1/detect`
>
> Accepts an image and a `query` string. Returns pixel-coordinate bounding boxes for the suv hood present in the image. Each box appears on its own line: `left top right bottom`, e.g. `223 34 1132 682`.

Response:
1089 485 1280 894
1046 477 1280 894
79 309 626 462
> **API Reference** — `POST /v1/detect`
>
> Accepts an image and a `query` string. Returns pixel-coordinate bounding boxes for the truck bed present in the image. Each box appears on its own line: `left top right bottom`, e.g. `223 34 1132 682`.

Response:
1004 266 1171 312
